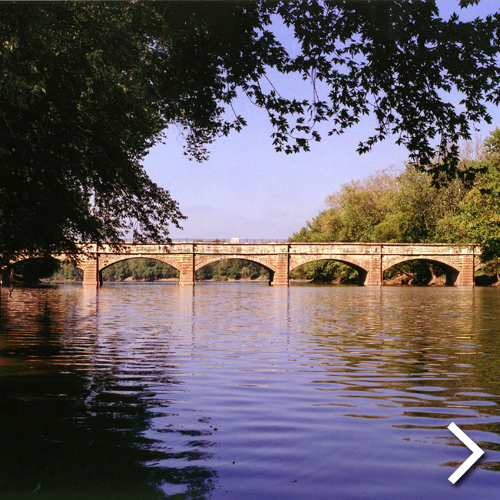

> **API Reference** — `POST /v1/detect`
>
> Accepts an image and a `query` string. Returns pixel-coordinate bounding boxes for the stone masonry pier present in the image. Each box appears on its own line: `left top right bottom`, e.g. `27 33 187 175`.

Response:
1 242 478 287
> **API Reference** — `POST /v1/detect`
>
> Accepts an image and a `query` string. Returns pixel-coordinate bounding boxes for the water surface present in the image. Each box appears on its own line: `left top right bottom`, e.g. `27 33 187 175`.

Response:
1 283 500 499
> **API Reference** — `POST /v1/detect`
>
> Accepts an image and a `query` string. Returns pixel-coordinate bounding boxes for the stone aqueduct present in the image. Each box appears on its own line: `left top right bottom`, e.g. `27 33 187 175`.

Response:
1 242 480 286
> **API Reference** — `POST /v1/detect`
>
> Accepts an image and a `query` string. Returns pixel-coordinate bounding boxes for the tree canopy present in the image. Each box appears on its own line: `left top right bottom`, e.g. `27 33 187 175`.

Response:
292 164 468 245
456 128 500 261
292 128 500 282
1 1 500 264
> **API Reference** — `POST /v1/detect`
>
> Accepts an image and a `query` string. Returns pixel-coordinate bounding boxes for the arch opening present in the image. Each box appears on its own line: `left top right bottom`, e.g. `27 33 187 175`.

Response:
474 260 500 286
99 257 179 283
4 256 64 285
289 259 364 285
50 261 84 282
383 258 458 286
195 258 271 284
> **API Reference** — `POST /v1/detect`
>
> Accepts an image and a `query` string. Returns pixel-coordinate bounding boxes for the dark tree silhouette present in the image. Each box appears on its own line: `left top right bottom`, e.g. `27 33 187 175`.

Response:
1 1 499 264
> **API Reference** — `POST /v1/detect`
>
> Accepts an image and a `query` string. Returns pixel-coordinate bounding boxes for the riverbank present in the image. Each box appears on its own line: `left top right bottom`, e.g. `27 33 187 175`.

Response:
42 275 500 286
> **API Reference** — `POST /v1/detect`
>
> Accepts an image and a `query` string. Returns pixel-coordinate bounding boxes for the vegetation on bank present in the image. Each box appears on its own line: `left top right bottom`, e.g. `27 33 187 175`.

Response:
195 260 269 281
48 258 270 283
290 130 500 285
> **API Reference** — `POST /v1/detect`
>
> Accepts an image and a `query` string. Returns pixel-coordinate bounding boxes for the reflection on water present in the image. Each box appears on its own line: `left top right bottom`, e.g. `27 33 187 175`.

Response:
1 284 500 499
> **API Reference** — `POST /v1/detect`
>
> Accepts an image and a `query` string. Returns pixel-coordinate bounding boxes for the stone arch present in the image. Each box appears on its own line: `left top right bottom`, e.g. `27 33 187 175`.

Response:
382 256 460 285
1 255 79 285
3 254 67 267
195 254 277 273
382 256 460 272
289 255 369 285
474 260 486 273
98 254 182 273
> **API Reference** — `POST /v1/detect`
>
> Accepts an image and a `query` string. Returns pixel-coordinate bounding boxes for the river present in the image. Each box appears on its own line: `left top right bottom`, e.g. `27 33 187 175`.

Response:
1 283 500 499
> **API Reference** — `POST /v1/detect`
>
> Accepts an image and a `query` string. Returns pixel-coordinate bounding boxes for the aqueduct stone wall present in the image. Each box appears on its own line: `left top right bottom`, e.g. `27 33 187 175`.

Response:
1 242 480 287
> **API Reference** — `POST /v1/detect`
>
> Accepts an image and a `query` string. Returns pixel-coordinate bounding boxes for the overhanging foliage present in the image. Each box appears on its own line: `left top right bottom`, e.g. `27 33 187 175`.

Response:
1 1 499 264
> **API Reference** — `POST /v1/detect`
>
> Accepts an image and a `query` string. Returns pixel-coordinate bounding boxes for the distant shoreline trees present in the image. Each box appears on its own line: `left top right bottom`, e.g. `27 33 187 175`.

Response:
290 129 500 285
49 258 270 283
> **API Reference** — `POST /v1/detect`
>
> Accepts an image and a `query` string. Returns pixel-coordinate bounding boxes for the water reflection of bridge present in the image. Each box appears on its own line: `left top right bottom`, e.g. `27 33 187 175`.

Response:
10 241 477 287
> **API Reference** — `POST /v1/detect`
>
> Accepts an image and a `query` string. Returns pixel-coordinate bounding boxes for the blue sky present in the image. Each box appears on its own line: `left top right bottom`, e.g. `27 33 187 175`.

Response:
143 1 500 240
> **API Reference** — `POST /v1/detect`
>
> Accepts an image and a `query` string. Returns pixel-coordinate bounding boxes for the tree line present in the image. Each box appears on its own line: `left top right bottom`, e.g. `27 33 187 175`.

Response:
290 129 500 284
49 258 270 282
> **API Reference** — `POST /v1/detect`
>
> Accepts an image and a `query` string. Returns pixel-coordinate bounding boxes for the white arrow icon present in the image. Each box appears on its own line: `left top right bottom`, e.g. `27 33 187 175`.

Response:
447 422 484 484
